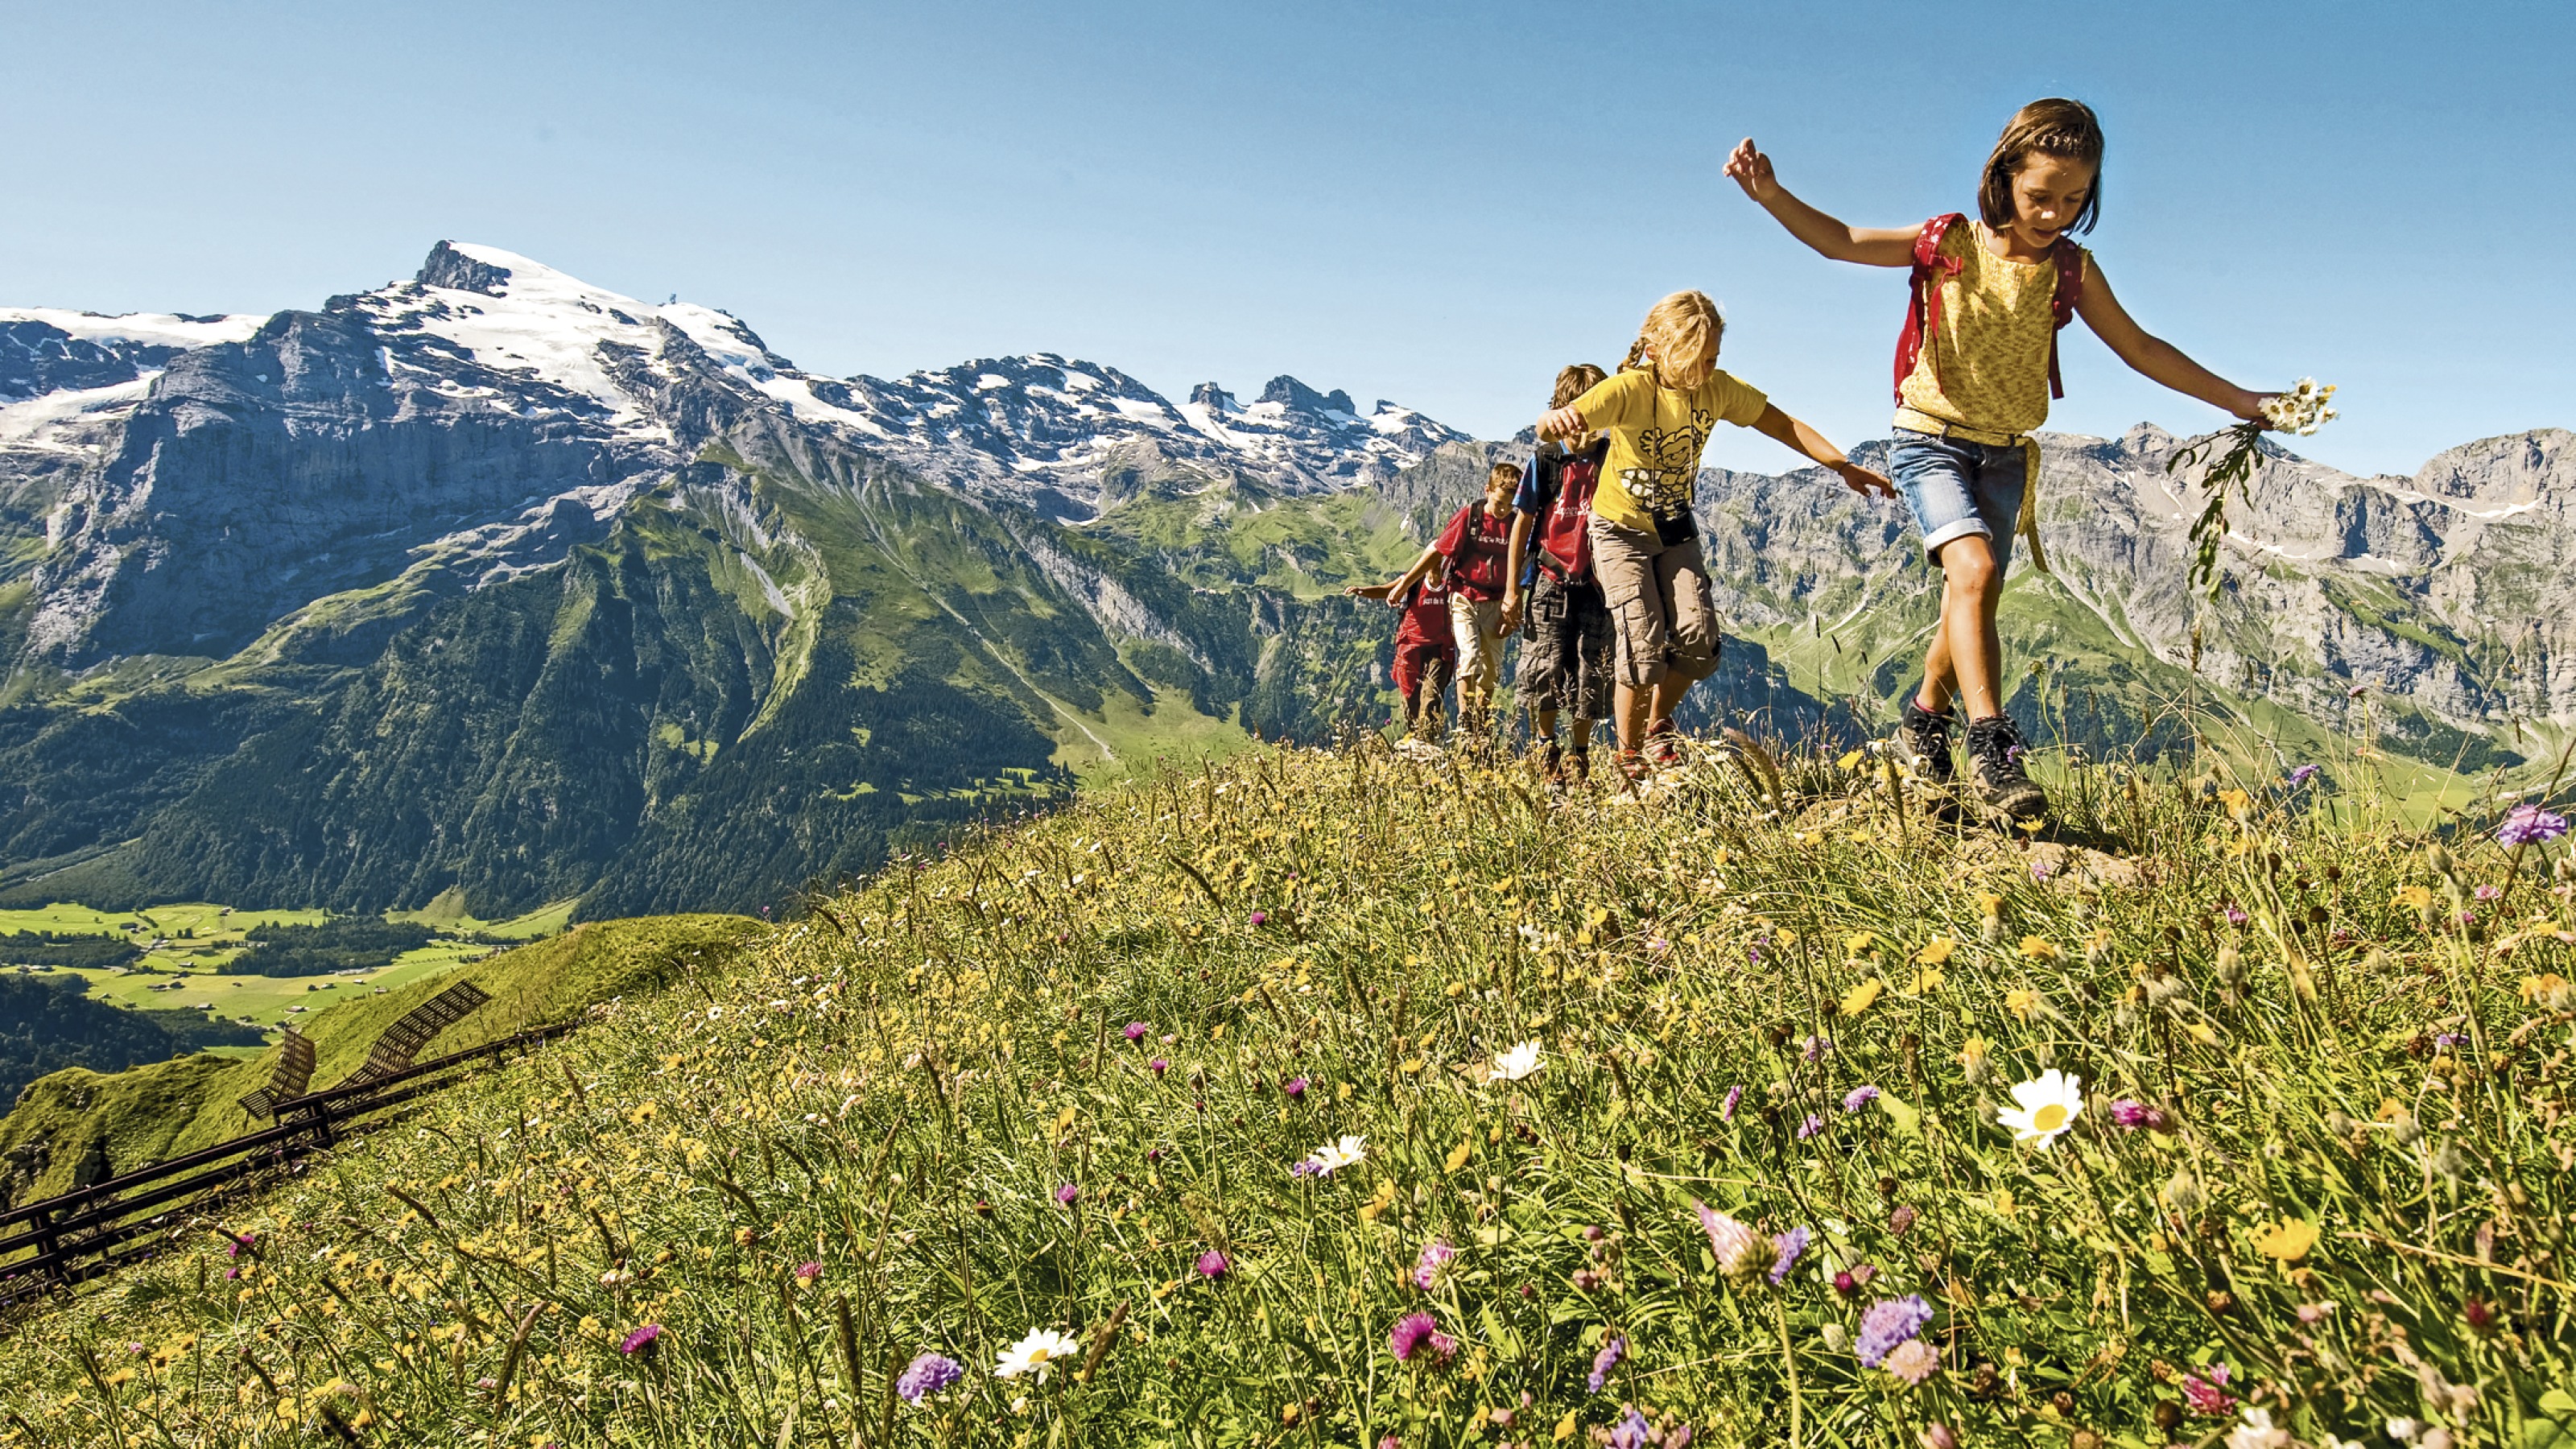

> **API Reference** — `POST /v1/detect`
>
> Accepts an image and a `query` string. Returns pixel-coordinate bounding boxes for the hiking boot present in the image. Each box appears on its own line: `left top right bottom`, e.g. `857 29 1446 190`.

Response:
1645 719 1684 769
1538 741 1563 782
1964 715 2049 822
1565 749 1591 786
1896 699 1957 786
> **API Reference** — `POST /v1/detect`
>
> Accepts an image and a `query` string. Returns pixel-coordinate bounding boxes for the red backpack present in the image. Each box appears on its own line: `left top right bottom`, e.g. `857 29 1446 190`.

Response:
1535 449 1601 581
1893 213 2085 406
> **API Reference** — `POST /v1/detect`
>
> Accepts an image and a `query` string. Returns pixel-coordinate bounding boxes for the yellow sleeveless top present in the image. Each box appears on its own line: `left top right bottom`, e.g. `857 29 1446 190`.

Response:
1894 222 2082 438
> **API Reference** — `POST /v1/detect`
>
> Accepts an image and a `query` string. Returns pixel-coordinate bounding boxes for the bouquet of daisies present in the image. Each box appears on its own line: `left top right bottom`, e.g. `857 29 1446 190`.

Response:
2171 378 2339 595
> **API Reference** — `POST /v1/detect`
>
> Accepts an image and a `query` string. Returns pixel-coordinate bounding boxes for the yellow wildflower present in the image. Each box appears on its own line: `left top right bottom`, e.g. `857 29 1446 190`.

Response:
2018 936 2060 961
1905 967 1946 996
1958 1035 1991 1070
2252 1219 2318 1262
2004 989 2041 1022
1839 977 1885 1018
1837 748 1867 770
2186 1022 2219 1046
1844 930 1878 958
2393 885 2433 910
1915 935 1957 965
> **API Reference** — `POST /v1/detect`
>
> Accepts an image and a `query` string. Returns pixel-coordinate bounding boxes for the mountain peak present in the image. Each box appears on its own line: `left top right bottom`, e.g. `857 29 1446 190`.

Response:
416 242 514 296
1256 376 1356 418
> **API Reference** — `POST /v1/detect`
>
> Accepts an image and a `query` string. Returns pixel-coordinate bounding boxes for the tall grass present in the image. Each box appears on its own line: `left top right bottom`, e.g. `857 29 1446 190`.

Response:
5 740 2572 1447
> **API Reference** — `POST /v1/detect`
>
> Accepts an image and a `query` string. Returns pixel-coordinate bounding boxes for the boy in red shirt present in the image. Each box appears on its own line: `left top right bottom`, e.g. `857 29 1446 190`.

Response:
1348 462 1522 738
1385 574 1456 741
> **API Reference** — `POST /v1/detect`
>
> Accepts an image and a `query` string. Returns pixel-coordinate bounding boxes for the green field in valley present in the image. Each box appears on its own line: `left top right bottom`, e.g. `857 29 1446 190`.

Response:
0 897 583 1043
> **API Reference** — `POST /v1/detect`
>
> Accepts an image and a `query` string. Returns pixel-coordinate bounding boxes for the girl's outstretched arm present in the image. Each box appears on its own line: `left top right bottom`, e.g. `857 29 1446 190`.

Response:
1346 545 1442 602
1724 139 1917 267
1748 404 1896 497
2074 257 2269 421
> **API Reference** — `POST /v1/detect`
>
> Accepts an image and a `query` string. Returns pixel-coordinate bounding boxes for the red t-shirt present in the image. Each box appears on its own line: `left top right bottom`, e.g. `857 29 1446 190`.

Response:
1395 576 1453 648
1434 502 1513 601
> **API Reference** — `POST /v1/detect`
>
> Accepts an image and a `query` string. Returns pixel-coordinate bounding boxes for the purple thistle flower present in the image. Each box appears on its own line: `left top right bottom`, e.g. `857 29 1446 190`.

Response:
1054 1183 1080 1206
1796 1113 1825 1141
1801 1034 1833 1063
1854 1295 1933 1368
2500 804 2570 848
1609 1408 1653 1449
1124 1022 1150 1042
1196 1249 1230 1279
895 1350 963 1403
2110 1100 2174 1132
1719 1084 1742 1121
2286 764 2322 786
1389 1311 1455 1364
1842 1085 1880 1114
1587 1335 1625 1393
1283 1076 1308 1102
1248 910 1270 927
1148 1058 1169 1075
618 1323 663 1356
2223 904 2249 927
793 1261 823 1286
1412 1239 1455 1290
2475 883 2504 902
1888 1204 1918 1236
1768 1226 1810 1286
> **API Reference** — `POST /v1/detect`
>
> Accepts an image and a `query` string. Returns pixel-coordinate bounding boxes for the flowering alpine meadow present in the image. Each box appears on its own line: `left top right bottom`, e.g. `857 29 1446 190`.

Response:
3 738 2575 1445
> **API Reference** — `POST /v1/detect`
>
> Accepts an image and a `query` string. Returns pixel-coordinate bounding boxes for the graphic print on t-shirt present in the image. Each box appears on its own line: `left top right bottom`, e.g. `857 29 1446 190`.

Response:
1620 407 1715 521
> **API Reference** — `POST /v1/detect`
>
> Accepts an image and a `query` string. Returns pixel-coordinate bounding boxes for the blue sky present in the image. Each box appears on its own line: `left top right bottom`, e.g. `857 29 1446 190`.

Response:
4 0 2566 475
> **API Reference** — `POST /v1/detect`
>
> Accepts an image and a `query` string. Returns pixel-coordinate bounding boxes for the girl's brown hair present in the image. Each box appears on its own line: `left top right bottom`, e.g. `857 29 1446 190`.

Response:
1550 363 1607 411
1979 97 2104 235
1617 291 1724 389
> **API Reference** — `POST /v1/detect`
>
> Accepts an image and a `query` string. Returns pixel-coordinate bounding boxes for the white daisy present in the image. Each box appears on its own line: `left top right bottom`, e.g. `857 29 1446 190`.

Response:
994 1327 1083 1381
1490 1041 1545 1082
1304 1134 1367 1174
1996 1068 2085 1150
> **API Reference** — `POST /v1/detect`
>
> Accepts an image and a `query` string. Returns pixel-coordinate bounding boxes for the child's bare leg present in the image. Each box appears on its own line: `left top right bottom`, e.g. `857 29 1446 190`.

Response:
1918 536 2004 719
1649 676 1692 735
1615 683 1651 753
1530 704 1559 743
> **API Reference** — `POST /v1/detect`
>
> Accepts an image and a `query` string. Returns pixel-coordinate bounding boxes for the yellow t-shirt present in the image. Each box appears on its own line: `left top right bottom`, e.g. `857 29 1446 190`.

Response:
1896 221 2085 438
1573 367 1769 534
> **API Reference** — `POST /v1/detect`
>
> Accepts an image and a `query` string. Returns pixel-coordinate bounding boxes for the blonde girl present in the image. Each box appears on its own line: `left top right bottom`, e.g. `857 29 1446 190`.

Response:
1726 98 2271 821
1536 290 1891 779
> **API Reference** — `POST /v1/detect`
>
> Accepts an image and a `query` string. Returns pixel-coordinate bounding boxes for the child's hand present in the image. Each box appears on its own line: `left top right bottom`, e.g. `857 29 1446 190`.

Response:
1535 406 1586 440
1832 460 1897 499
1723 138 1779 204
1345 580 1399 603
1497 590 1523 636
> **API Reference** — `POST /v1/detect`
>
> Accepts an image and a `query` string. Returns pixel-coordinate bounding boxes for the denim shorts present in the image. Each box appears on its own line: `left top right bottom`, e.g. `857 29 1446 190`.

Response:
1888 427 2029 572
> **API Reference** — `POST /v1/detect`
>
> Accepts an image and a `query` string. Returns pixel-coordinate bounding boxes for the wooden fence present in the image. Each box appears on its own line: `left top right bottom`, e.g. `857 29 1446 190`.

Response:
0 1025 570 1308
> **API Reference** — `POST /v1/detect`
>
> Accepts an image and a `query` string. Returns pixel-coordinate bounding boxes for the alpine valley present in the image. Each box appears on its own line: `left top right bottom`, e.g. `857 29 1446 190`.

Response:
0 243 2566 919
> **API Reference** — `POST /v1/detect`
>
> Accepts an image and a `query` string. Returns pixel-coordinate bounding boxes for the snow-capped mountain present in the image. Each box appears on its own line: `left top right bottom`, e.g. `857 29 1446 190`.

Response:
831 357 1468 514
2 242 1466 665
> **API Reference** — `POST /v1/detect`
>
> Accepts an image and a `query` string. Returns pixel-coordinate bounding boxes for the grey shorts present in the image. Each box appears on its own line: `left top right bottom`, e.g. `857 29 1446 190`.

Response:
1588 518 1719 691
1515 573 1613 720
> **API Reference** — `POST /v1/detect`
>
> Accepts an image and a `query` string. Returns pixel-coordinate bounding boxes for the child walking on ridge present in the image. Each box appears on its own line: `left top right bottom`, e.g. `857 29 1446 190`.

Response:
1536 292 1892 780
1501 363 1613 785
1725 98 2273 821
1349 461 1523 740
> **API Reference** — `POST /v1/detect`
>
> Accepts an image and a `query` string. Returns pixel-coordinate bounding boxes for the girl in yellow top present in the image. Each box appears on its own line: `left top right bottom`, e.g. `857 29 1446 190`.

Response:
1536 290 1891 779
1726 97 2273 822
